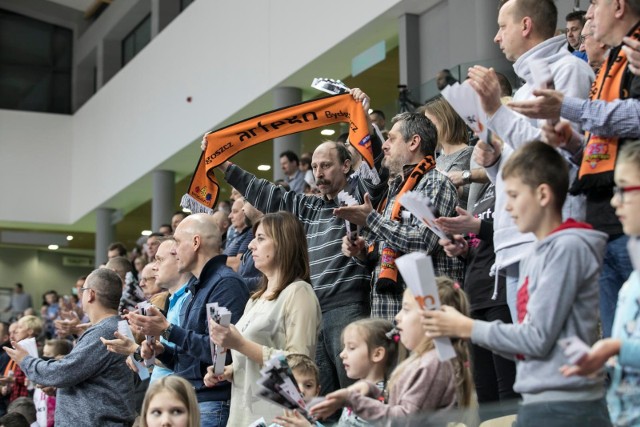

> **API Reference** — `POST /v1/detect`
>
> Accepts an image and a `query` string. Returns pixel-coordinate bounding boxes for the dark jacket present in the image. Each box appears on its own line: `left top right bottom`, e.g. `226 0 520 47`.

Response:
158 255 249 402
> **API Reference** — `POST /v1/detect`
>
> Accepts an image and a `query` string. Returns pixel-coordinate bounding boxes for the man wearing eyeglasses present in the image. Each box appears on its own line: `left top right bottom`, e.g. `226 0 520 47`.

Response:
578 19 609 74
4 268 136 426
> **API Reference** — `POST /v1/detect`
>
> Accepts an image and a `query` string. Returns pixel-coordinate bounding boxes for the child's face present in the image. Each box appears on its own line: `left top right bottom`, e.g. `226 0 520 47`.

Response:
612 160 640 236
395 290 425 351
43 344 55 359
12 322 32 342
45 293 57 305
292 368 320 403
340 326 373 380
145 390 189 427
504 176 542 235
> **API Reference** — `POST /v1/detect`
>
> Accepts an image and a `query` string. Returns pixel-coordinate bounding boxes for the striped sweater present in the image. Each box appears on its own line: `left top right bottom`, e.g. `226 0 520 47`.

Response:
225 165 379 312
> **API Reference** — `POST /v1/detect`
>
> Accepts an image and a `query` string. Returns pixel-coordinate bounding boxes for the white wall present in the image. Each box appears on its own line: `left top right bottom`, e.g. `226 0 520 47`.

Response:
0 0 401 226
0 110 72 223
0 247 92 311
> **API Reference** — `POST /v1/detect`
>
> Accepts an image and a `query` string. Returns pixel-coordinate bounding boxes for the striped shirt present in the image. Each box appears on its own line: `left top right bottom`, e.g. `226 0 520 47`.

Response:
225 165 375 312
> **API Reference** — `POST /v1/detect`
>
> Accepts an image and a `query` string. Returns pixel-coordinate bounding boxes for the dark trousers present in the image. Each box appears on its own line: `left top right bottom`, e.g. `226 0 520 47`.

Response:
471 305 519 405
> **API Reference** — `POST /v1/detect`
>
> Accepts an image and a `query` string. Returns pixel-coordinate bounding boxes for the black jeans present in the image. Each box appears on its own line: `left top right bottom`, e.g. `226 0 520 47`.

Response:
470 305 519 404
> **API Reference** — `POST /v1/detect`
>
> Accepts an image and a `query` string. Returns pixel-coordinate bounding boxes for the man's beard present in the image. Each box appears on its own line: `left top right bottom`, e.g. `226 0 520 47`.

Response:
382 156 403 176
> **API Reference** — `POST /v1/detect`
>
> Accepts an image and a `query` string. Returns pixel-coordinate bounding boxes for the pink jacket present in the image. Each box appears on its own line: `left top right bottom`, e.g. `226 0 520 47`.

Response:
346 349 456 421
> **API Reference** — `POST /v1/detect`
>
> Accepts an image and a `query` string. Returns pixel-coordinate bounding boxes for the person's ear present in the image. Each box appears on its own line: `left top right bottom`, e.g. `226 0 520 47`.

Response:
371 346 386 363
537 183 553 208
522 16 533 37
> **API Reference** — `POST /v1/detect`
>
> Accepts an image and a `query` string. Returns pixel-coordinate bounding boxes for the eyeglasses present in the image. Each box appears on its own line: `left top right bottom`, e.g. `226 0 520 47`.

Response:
613 185 640 203
577 33 593 45
79 287 92 293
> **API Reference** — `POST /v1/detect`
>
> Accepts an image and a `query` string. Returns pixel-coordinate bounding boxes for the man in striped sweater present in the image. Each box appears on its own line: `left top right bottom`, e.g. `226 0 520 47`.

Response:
216 88 385 396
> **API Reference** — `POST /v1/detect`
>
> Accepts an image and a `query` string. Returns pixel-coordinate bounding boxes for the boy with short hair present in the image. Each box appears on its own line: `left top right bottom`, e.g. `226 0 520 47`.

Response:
423 141 611 426
271 354 323 427
287 354 321 404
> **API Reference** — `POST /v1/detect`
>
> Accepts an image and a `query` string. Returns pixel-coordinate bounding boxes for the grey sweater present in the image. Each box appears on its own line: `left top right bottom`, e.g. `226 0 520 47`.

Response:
471 223 607 403
20 315 135 426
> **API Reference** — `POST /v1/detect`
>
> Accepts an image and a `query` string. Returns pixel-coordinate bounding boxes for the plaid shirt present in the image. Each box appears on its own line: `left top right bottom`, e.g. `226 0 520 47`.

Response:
561 96 640 139
10 365 29 402
362 166 465 321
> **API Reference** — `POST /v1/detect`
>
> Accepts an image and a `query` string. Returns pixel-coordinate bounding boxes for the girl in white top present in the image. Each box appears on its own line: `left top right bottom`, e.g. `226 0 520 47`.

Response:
206 211 322 427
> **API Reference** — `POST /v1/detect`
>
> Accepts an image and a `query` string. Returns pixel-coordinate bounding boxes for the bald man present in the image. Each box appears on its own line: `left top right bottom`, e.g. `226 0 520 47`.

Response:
128 213 249 427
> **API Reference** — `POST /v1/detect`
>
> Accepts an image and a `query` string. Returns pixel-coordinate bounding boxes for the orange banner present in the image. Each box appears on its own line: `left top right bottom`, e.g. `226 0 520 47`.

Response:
182 93 373 213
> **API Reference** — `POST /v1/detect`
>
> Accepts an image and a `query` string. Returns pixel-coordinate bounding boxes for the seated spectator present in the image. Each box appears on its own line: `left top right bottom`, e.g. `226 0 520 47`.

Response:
206 211 322 426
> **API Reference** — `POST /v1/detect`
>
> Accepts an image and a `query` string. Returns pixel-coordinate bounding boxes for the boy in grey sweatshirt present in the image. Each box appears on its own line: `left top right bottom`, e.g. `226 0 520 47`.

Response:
423 142 611 427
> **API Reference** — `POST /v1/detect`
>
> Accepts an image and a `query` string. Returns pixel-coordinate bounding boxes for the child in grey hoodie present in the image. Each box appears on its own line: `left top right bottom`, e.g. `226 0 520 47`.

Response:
423 142 611 427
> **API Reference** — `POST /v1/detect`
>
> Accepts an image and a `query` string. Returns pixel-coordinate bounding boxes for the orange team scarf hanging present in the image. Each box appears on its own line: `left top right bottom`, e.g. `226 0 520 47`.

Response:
376 156 436 294
573 25 640 192
181 93 374 214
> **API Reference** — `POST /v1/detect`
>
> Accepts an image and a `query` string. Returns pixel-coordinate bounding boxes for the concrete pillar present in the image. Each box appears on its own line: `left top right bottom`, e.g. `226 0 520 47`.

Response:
95 208 116 267
272 87 302 181
151 0 180 38
398 14 421 92
152 170 175 232
96 39 121 89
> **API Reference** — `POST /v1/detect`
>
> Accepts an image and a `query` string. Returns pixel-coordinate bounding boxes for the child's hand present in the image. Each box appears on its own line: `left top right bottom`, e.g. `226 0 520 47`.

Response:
421 305 474 339
346 380 370 396
273 410 313 427
560 338 621 377
309 388 349 420
203 365 233 387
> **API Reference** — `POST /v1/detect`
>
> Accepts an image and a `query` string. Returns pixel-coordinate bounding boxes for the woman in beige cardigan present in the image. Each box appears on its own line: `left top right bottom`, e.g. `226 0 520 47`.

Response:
206 211 322 426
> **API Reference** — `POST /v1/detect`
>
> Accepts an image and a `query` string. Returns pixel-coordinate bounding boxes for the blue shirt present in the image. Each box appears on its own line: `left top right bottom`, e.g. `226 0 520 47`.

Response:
149 282 190 382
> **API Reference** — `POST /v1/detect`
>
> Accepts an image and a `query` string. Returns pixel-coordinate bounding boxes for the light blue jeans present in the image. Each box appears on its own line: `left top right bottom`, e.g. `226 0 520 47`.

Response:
198 400 230 427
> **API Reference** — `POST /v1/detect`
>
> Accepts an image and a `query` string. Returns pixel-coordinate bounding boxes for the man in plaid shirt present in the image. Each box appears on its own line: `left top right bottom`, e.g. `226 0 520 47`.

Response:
336 112 464 321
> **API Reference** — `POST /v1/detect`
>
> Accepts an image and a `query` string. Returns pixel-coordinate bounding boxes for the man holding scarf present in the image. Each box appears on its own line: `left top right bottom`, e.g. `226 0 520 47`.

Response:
213 88 386 399
336 112 463 321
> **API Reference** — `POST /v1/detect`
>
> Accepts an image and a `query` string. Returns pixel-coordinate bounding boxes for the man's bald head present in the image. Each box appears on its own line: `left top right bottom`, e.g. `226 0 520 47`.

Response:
173 214 222 276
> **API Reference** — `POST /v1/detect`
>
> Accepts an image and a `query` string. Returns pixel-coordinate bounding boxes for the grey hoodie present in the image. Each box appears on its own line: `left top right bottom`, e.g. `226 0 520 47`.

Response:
487 35 595 276
471 222 607 403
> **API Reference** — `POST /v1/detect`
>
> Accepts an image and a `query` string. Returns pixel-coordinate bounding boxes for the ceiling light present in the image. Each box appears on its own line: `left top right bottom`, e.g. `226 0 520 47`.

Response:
257 165 271 171
141 230 152 236
48 244 59 250
320 129 335 136
66 235 74 241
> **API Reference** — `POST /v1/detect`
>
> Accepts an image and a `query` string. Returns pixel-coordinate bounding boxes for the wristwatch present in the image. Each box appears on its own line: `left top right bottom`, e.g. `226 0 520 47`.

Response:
462 170 472 185
161 323 173 341
133 346 144 362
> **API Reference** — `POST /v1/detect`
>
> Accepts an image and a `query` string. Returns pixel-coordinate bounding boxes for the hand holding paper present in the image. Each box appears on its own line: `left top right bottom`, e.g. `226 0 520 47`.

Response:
394 253 458 360
398 191 450 241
